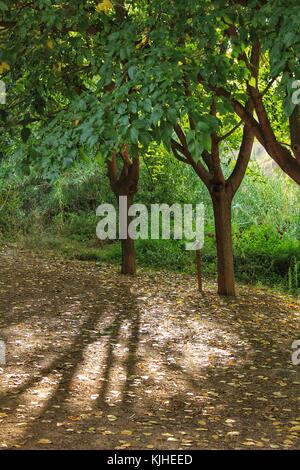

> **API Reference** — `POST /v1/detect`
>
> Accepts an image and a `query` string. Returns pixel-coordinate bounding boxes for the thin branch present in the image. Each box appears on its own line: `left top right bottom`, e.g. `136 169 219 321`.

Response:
218 120 242 142
173 124 211 186
170 139 191 164
261 76 278 97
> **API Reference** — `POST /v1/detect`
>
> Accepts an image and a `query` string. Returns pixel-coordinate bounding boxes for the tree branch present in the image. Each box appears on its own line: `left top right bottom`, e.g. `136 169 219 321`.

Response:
218 120 242 142
227 42 260 195
170 139 191 164
173 124 211 186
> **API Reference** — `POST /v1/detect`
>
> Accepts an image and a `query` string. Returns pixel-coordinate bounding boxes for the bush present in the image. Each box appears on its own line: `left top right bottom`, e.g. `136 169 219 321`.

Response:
233 224 300 290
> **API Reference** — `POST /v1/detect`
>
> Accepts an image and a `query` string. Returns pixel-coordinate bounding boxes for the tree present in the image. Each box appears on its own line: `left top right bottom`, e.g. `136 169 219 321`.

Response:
84 0 260 295
1 1 280 294
0 0 143 274
107 146 139 275
191 0 300 185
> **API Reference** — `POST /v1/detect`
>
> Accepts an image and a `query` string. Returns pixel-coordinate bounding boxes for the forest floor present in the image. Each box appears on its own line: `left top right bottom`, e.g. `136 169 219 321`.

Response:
0 246 300 450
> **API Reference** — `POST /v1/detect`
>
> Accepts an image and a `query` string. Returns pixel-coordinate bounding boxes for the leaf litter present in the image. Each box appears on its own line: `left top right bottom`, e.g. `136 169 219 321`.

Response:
0 247 299 449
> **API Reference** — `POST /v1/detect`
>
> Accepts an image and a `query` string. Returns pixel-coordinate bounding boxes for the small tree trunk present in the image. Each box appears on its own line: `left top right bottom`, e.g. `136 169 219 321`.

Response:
212 190 235 296
121 238 136 275
120 195 136 275
107 153 139 276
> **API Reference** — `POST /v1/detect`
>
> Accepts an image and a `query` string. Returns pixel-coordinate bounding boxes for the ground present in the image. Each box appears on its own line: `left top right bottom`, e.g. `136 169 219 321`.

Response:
0 246 300 450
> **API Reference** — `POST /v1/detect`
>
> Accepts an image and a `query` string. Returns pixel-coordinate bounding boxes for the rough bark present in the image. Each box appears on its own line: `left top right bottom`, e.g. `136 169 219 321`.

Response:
171 119 253 296
203 77 300 186
107 149 139 275
211 188 235 296
170 43 260 296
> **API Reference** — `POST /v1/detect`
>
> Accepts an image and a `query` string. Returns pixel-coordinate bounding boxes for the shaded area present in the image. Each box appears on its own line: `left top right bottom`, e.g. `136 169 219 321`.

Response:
0 247 300 450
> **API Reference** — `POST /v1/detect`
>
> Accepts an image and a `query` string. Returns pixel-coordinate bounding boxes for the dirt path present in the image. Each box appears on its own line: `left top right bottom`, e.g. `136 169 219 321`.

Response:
0 246 300 450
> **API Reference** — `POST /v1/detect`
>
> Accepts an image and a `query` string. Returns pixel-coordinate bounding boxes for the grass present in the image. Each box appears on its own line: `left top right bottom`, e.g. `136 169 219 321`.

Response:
9 230 298 296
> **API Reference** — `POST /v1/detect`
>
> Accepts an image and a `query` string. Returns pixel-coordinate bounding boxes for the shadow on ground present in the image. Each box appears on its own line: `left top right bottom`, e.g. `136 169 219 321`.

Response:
0 247 299 449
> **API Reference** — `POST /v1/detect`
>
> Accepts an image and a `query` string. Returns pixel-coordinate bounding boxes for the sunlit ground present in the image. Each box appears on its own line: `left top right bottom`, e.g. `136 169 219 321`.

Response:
0 247 299 449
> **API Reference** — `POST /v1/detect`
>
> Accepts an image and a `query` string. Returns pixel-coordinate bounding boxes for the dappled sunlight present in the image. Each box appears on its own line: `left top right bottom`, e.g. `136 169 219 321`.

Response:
0 249 300 449
67 338 118 408
0 300 93 400
0 370 62 447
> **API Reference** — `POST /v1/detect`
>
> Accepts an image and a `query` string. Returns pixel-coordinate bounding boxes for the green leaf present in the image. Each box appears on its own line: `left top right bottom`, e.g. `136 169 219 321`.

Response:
166 108 177 124
186 130 196 146
249 76 256 87
196 121 210 132
129 101 137 113
143 98 152 113
150 107 163 125
283 96 296 117
128 66 137 80
130 126 139 144
202 132 212 152
160 121 173 148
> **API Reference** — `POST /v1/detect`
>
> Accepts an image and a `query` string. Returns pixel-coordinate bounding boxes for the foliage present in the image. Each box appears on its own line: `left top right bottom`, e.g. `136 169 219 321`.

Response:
1 1 300 295
1 152 299 293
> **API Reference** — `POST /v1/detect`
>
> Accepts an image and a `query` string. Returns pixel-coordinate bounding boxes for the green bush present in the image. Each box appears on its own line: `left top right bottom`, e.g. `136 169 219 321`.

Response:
52 211 98 242
233 224 300 289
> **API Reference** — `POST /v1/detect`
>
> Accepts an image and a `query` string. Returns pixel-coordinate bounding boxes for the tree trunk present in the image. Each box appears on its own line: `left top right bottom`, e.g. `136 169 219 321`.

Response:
121 238 136 275
120 195 136 275
212 190 235 296
107 153 139 276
